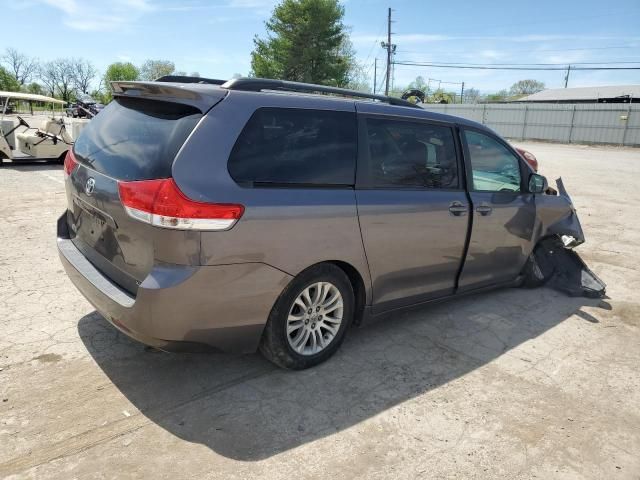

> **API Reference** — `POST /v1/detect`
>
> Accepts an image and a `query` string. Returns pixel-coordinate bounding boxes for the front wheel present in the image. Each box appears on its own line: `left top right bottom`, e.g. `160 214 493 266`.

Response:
260 264 354 370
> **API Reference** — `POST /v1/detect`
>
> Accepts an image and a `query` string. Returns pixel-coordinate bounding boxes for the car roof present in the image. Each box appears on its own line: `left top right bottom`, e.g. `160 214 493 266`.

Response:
354 100 486 129
111 80 489 132
224 87 488 130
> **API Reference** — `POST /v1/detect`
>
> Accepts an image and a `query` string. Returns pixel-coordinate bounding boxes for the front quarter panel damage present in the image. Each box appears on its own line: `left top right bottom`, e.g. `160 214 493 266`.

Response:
529 178 606 298
533 177 585 248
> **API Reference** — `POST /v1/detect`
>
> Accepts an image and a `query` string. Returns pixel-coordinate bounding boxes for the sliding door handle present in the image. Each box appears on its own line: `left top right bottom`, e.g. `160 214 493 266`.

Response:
448 202 468 216
476 205 493 216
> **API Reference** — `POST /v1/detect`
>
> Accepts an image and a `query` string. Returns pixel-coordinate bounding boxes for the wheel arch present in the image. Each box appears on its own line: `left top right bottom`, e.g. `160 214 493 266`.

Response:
324 260 367 326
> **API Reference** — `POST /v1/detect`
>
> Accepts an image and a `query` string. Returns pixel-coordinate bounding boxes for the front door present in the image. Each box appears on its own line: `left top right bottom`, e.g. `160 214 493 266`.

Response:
355 114 469 312
457 128 536 291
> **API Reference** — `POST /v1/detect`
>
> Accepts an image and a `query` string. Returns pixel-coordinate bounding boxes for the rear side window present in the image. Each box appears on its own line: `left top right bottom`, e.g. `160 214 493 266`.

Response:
73 97 201 180
228 107 357 186
363 118 459 189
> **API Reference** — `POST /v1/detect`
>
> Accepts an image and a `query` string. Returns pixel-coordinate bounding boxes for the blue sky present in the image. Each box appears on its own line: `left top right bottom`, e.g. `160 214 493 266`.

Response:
2 0 639 93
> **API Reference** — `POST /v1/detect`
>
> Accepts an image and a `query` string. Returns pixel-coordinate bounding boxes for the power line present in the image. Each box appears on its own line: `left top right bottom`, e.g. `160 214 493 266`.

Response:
393 61 640 71
395 60 640 66
362 18 388 76
396 45 639 55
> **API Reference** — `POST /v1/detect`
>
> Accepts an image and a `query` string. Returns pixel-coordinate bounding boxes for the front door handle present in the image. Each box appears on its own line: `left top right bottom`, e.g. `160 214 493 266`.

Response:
476 205 493 216
448 201 468 216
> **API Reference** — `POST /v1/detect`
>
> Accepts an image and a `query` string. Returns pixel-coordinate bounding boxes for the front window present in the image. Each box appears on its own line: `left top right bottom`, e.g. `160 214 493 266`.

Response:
464 130 521 192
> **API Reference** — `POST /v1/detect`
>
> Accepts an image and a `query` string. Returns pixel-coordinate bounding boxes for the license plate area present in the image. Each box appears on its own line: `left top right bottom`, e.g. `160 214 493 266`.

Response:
71 196 117 249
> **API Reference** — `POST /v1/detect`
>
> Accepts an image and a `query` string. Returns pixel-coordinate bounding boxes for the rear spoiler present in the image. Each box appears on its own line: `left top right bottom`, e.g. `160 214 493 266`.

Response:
110 81 227 112
155 75 226 85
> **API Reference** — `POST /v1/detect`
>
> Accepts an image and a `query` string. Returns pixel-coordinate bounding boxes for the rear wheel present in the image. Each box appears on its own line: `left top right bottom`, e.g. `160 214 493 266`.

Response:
260 264 354 370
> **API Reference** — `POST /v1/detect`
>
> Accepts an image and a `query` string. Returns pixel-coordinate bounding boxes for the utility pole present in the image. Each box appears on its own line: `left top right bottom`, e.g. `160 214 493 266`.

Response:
460 82 465 104
385 8 391 96
373 58 377 94
381 8 396 96
564 65 571 88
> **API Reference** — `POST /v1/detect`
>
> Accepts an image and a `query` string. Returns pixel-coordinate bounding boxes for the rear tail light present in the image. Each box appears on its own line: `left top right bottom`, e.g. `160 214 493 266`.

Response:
63 150 79 177
118 178 244 231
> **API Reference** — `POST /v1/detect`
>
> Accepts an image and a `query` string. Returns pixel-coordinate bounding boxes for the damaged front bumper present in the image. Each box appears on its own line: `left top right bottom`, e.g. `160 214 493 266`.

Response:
531 178 606 298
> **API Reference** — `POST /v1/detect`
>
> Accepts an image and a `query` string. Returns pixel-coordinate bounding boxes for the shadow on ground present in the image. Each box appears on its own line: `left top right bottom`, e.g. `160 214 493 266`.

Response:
1 160 63 172
78 286 606 461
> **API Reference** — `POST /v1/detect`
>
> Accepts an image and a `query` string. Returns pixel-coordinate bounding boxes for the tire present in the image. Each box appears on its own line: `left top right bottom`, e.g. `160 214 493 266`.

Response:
259 263 354 370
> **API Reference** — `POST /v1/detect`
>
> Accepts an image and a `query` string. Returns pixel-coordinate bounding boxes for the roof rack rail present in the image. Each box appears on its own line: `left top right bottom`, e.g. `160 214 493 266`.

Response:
155 75 226 85
221 77 420 109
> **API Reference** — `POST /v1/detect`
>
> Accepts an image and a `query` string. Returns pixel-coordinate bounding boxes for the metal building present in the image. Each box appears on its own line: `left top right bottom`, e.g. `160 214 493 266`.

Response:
516 85 640 103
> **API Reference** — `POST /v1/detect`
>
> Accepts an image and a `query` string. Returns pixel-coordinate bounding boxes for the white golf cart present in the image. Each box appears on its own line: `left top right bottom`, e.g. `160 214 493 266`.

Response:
0 91 88 166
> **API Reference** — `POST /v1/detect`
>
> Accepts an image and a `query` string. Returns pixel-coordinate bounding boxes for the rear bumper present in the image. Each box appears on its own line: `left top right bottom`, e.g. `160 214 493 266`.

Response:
57 213 292 353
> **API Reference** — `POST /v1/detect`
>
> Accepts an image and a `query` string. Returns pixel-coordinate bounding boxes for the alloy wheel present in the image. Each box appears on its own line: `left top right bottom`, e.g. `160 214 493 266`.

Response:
286 281 344 356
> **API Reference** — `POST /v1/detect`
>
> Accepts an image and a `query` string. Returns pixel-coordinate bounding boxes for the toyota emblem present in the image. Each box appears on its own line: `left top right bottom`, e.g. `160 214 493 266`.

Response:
85 177 96 196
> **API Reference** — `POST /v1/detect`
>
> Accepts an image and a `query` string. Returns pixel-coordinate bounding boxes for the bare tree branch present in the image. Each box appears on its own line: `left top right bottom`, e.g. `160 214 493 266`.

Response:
70 58 97 94
39 59 75 102
2 48 38 85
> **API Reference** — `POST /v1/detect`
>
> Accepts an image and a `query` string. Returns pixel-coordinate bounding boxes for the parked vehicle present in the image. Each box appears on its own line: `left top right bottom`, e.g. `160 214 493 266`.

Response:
57 77 598 369
66 95 103 118
1 91 78 165
66 103 80 118
515 146 539 172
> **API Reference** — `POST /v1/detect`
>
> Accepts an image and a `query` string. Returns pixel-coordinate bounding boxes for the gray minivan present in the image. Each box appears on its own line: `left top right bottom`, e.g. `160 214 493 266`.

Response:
57 77 586 369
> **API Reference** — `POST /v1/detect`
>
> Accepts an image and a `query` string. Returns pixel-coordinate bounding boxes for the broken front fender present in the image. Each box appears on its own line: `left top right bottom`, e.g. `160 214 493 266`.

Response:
533 177 585 248
528 177 606 298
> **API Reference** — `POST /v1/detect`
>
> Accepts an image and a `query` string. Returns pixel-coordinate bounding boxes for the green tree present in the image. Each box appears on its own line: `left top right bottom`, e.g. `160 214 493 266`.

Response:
345 62 370 92
104 62 139 83
25 82 44 95
90 89 109 104
102 62 139 102
250 0 353 87
0 65 20 91
486 89 510 102
509 79 545 96
429 89 454 104
139 59 175 81
408 76 428 92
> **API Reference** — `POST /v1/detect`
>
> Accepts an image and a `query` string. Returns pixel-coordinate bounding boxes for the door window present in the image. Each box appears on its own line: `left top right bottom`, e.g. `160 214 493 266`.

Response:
363 118 459 189
228 107 357 186
463 130 522 192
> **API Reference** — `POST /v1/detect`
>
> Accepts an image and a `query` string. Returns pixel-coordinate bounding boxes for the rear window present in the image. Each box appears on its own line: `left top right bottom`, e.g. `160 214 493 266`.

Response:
228 107 357 187
73 97 201 180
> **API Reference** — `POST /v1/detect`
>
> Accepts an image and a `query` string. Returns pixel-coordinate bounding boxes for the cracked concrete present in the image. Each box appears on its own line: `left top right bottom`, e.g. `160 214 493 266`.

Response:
1 142 639 479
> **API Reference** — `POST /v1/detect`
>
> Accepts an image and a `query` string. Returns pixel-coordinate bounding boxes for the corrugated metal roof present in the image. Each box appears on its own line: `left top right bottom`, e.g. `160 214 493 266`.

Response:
516 85 640 102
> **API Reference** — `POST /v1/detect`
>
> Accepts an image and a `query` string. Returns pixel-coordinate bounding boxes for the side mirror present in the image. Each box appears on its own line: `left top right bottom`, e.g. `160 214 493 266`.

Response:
528 173 548 194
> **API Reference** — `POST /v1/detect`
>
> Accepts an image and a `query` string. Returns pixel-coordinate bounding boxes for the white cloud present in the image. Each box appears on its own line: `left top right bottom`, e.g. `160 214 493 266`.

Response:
34 0 154 31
